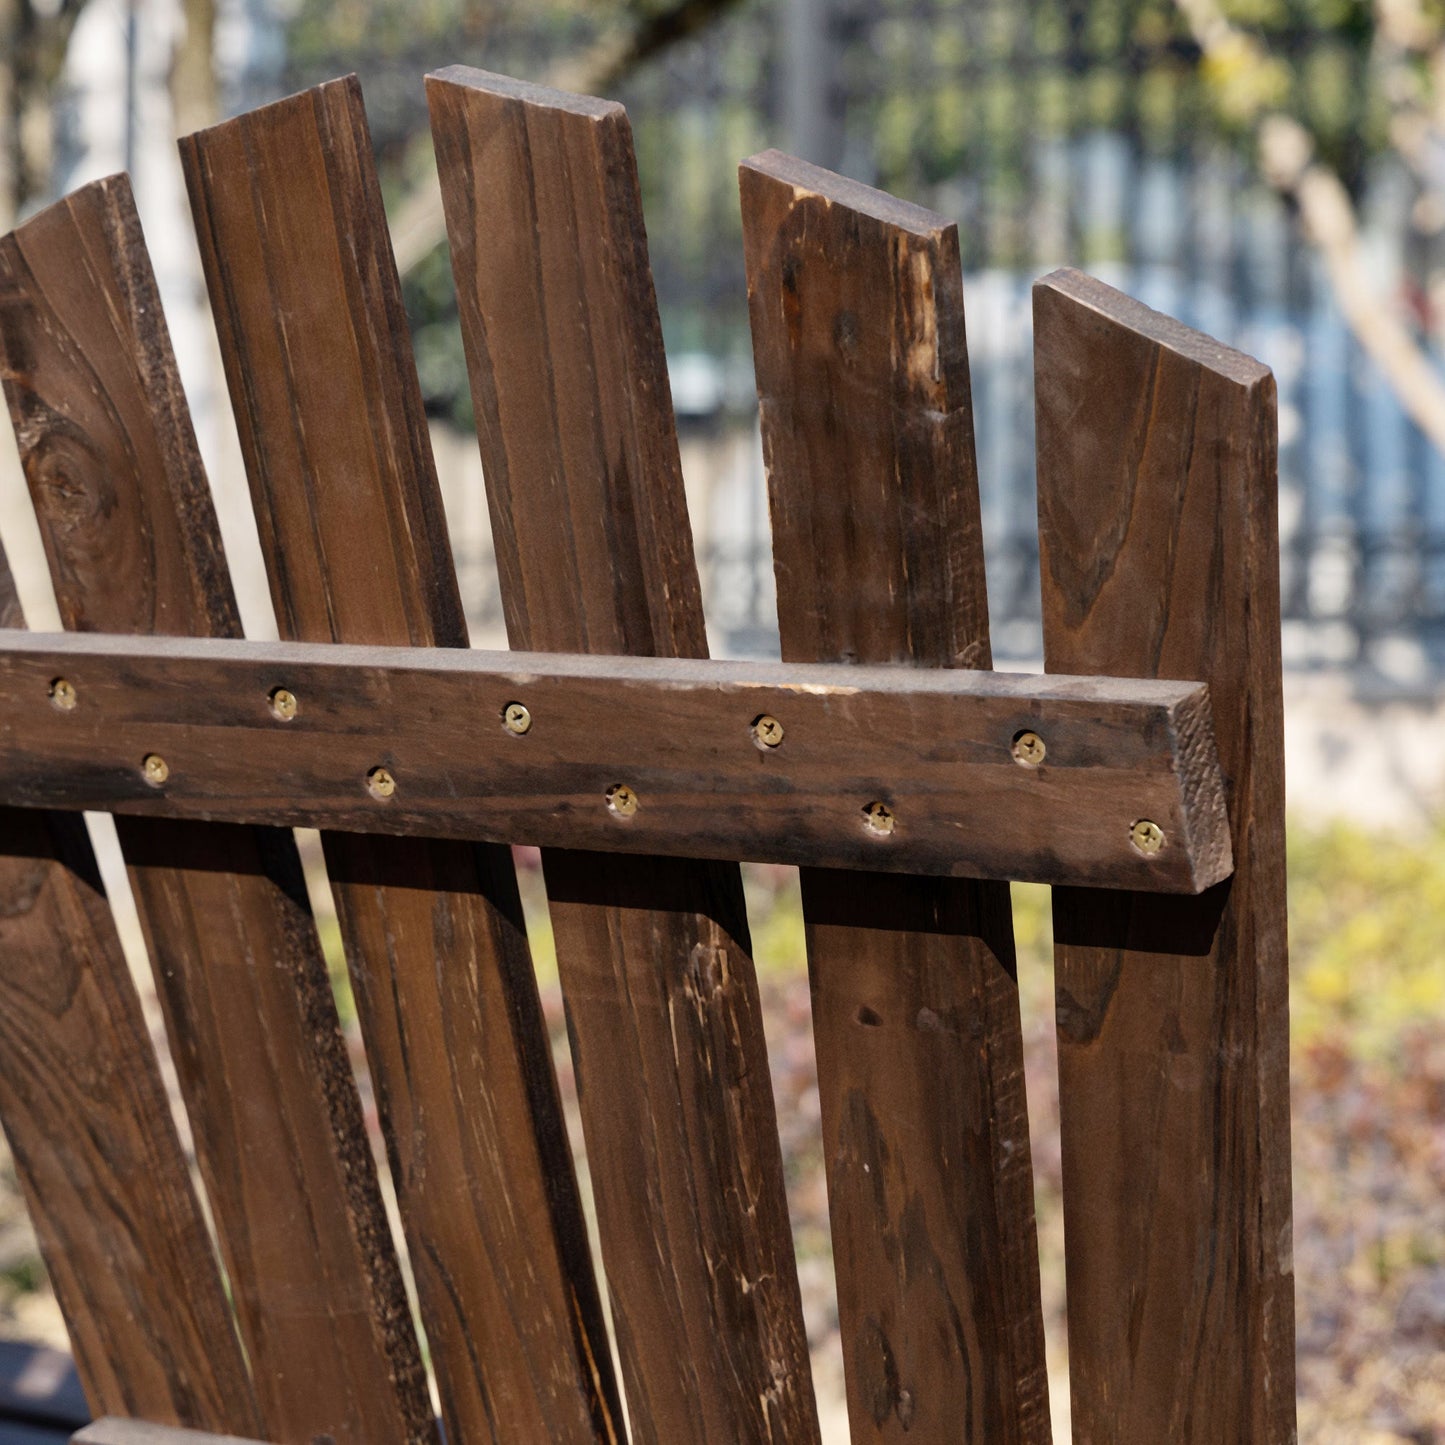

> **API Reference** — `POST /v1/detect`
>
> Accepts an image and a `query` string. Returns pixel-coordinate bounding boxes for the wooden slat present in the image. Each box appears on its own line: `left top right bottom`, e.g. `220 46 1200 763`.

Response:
0 173 433 1444
1033 269 1295 1442
741 151 1052 1443
0 631 1232 891
181 77 622 1445
428 66 820 1444
0 546 256 1432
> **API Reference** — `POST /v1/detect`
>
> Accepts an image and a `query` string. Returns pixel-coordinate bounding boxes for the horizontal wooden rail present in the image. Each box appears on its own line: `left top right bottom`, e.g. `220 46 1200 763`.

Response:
73 1423 266 1445
0 631 1231 892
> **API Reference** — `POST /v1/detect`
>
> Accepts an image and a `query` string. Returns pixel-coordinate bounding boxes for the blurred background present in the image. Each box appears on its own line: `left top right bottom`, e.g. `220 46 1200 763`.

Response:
0 0 1443 1440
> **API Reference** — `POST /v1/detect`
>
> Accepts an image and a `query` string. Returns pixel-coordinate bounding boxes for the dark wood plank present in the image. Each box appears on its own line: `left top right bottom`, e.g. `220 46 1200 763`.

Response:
0 544 257 1433
0 172 434 1444
428 65 820 1445
742 149 1053 1444
0 632 1232 891
1033 268 1295 1442
181 77 622 1445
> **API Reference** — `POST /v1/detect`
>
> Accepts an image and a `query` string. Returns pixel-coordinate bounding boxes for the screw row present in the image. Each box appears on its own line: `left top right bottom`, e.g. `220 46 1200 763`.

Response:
42 677 1169 852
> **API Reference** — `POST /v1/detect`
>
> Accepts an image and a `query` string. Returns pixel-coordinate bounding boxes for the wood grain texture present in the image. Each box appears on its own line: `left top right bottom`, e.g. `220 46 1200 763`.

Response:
182 76 622 1445
1034 268 1295 1443
0 633 1232 891
0 542 257 1433
0 172 433 1444
429 65 819 1445
742 149 1052 1444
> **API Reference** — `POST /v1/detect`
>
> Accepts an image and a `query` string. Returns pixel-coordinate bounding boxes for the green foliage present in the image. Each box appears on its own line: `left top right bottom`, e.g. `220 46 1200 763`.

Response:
403 238 472 428
0 1256 45 1295
1289 819 1445 1055
288 0 600 64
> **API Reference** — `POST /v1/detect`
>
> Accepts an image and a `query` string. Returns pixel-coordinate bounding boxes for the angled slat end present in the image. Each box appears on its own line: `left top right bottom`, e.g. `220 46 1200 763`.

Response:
742 144 978 669
2 172 135 251
740 148 955 241
425 64 625 123
0 163 239 640
180 72 364 149
429 55 698 659
1034 267 1274 392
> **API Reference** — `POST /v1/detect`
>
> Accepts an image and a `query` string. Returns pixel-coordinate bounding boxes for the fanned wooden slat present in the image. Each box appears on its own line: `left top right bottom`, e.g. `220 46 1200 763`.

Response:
0 546 256 1433
181 77 622 1445
0 173 433 1445
1033 269 1295 1442
427 66 820 1445
740 151 1051 1444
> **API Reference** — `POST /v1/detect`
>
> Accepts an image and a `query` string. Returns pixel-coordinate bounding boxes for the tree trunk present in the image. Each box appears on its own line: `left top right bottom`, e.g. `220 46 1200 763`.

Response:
0 0 92 229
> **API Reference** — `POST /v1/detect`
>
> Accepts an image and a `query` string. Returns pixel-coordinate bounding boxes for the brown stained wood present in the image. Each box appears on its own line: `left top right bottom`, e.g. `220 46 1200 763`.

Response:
182 76 622 1445
428 65 819 1445
0 542 258 1434
1034 269 1295 1443
742 150 1052 1444
0 173 433 1445
0 633 1231 892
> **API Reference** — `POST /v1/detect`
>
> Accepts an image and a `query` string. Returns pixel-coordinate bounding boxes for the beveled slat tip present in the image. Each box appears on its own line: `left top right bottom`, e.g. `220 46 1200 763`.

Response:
740 148 955 238
425 64 624 122
178 71 363 149
1034 267 1274 388
1 171 134 246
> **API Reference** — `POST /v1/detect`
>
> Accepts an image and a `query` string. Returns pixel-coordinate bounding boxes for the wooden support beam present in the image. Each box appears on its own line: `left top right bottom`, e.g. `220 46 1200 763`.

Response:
0 631 1229 891
73 1422 266 1445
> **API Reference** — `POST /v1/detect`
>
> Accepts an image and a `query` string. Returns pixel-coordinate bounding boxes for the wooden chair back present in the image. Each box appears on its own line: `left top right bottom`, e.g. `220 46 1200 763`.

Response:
0 65 1292 1445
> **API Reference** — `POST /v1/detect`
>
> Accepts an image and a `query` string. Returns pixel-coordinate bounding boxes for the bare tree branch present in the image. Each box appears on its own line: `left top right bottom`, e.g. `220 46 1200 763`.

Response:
1177 0 1445 458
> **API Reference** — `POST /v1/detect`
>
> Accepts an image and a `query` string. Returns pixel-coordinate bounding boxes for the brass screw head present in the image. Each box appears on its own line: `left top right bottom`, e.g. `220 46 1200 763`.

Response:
269 687 298 721
49 678 77 712
367 766 397 800
1012 730 1046 767
606 783 639 817
142 753 170 787
503 702 532 735
752 714 785 748
863 801 895 835
1131 819 1165 854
